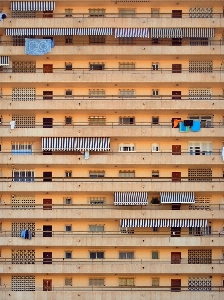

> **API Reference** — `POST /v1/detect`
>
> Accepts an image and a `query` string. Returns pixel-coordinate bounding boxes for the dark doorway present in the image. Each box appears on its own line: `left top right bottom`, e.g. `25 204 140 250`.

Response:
43 64 53 73
172 10 182 18
172 204 181 210
171 279 181 292
43 91 53 100
43 118 53 128
172 172 181 182
172 145 181 155
43 252 52 264
43 279 52 291
43 199 52 210
172 91 181 100
43 225 52 237
172 64 182 73
172 38 182 46
171 252 181 264
171 227 181 237
43 172 52 182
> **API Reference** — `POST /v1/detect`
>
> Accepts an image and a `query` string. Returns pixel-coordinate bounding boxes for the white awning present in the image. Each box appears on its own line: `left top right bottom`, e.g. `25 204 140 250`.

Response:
115 28 150 38
75 28 113 35
160 192 195 204
182 28 215 38
120 219 207 228
0 56 9 66
42 137 110 151
41 28 77 36
11 1 55 11
151 28 183 38
6 28 42 36
114 192 148 205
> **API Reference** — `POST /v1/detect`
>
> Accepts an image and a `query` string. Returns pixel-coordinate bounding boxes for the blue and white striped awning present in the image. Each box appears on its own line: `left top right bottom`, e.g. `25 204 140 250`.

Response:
11 1 55 11
120 219 207 228
151 28 183 38
6 28 113 36
42 137 110 151
114 192 148 205
160 192 195 204
115 28 150 38
0 56 10 66
182 28 215 38
5 28 42 36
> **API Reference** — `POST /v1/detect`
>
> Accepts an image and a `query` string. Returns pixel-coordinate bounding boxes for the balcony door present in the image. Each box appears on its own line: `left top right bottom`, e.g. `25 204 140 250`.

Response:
43 118 53 128
171 252 181 264
43 64 53 73
172 145 181 155
43 279 52 291
43 172 52 182
43 199 52 210
172 10 182 18
172 172 181 182
172 64 182 73
171 279 181 292
43 252 52 264
43 225 52 237
172 91 181 100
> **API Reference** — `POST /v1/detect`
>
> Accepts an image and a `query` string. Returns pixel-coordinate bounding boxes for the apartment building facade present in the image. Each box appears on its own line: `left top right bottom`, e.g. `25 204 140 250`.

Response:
0 0 224 299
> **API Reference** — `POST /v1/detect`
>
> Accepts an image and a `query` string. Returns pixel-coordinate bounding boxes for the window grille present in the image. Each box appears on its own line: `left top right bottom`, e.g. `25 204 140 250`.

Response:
188 168 212 182
89 278 105 286
189 195 211 210
119 144 135 152
12 88 36 101
89 197 105 205
189 61 213 73
119 252 134 259
189 7 213 18
119 170 135 178
12 61 36 73
12 11 36 18
65 62 72 70
89 225 104 232
12 249 35 264
12 170 34 182
11 195 35 210
119 90 135 97
89 171 105 178
65 9 73 17
65 278 72 286
120 228 134 234
188 249 212 264
12 142 32 155
12 115 35 128
152 251 159 259
119 9 135 17
190 38 209 46
89 9 105 17
89 63 105 70
88 116 106 125
152 278 160 286
89 89 105 97
65 225 72 232
151 8 160 17
65 251 72 259
119 116 135 125
11 222 35 237
119 62 135 70
12 276 35 291
188 276 212 291
119 278 135 286
65 117 72 125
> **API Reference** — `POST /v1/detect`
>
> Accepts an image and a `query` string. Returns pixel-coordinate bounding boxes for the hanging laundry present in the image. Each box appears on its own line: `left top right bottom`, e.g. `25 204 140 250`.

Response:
179 122 190 132
25 39 53 56
84 151 89 159
184 120 193 127
10 120 15 129
191 120 201 132
0 13 7 21
25 229 29 239
21 229 26 238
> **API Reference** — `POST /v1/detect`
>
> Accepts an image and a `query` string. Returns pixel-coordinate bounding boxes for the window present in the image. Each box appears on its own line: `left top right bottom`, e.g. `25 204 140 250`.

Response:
12 143 32 155
65 36 73 44
89 36 105 44
119 90 135 98
89 225 104 232
89 197 105 205
152 170 159 178
89 9 105 17
43 91 53 100
65 90 73 97
188 168 212 182
152 278 160 287
89 278 105 286
119 170 135 178
152 116 159 125
119 144 135 152
89 63 105 70
119 252 134 259
65 171 72 178
189 142 212 156
119 9 135 17
119 37 135 45
65 117 72 125
152 89 159 96
89 89 105 98
12 61 36 73
65 9 73 17
152 63 159 70
12 115 35 128
152 251 159 259
119 116 135 125
88 116 106 125
12 11 36 18
65 278 72 286
12 88 36 101
120 228 135 234
12 170 34 182
189 61 213 73
189 88 212 100
151 8 160 17
65 62 72 70
63 197 72 205
65 225 72 232
188 276 211 291
119 278 135 286
188 249 212 264
89 171 105 178
90 251 104 259
188 115 212 128
189 7 213 18
119 62 135 70
65 251 72 259
152 143 160 152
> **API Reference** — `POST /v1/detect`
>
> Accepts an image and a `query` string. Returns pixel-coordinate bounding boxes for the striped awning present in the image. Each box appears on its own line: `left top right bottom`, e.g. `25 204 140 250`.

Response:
120 219 207 228
114 192 148 205
42 137 110 151
160 192 195 204
11 1 55 11
0 56 9 66
5 28 42 36
6 28 113 36
151 28 183 38
115 28 150 38
182 28 215 38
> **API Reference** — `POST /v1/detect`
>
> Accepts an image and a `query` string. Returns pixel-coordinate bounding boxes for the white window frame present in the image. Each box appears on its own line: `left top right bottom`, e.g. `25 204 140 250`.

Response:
152 143 160 152
89 225 105 232
119 143 135 152
188 142 212 156
12 170 34 182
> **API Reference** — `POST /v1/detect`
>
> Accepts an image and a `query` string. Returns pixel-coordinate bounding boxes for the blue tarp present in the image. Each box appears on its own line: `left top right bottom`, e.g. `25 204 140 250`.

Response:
25 38 52 55
191 120 201 132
